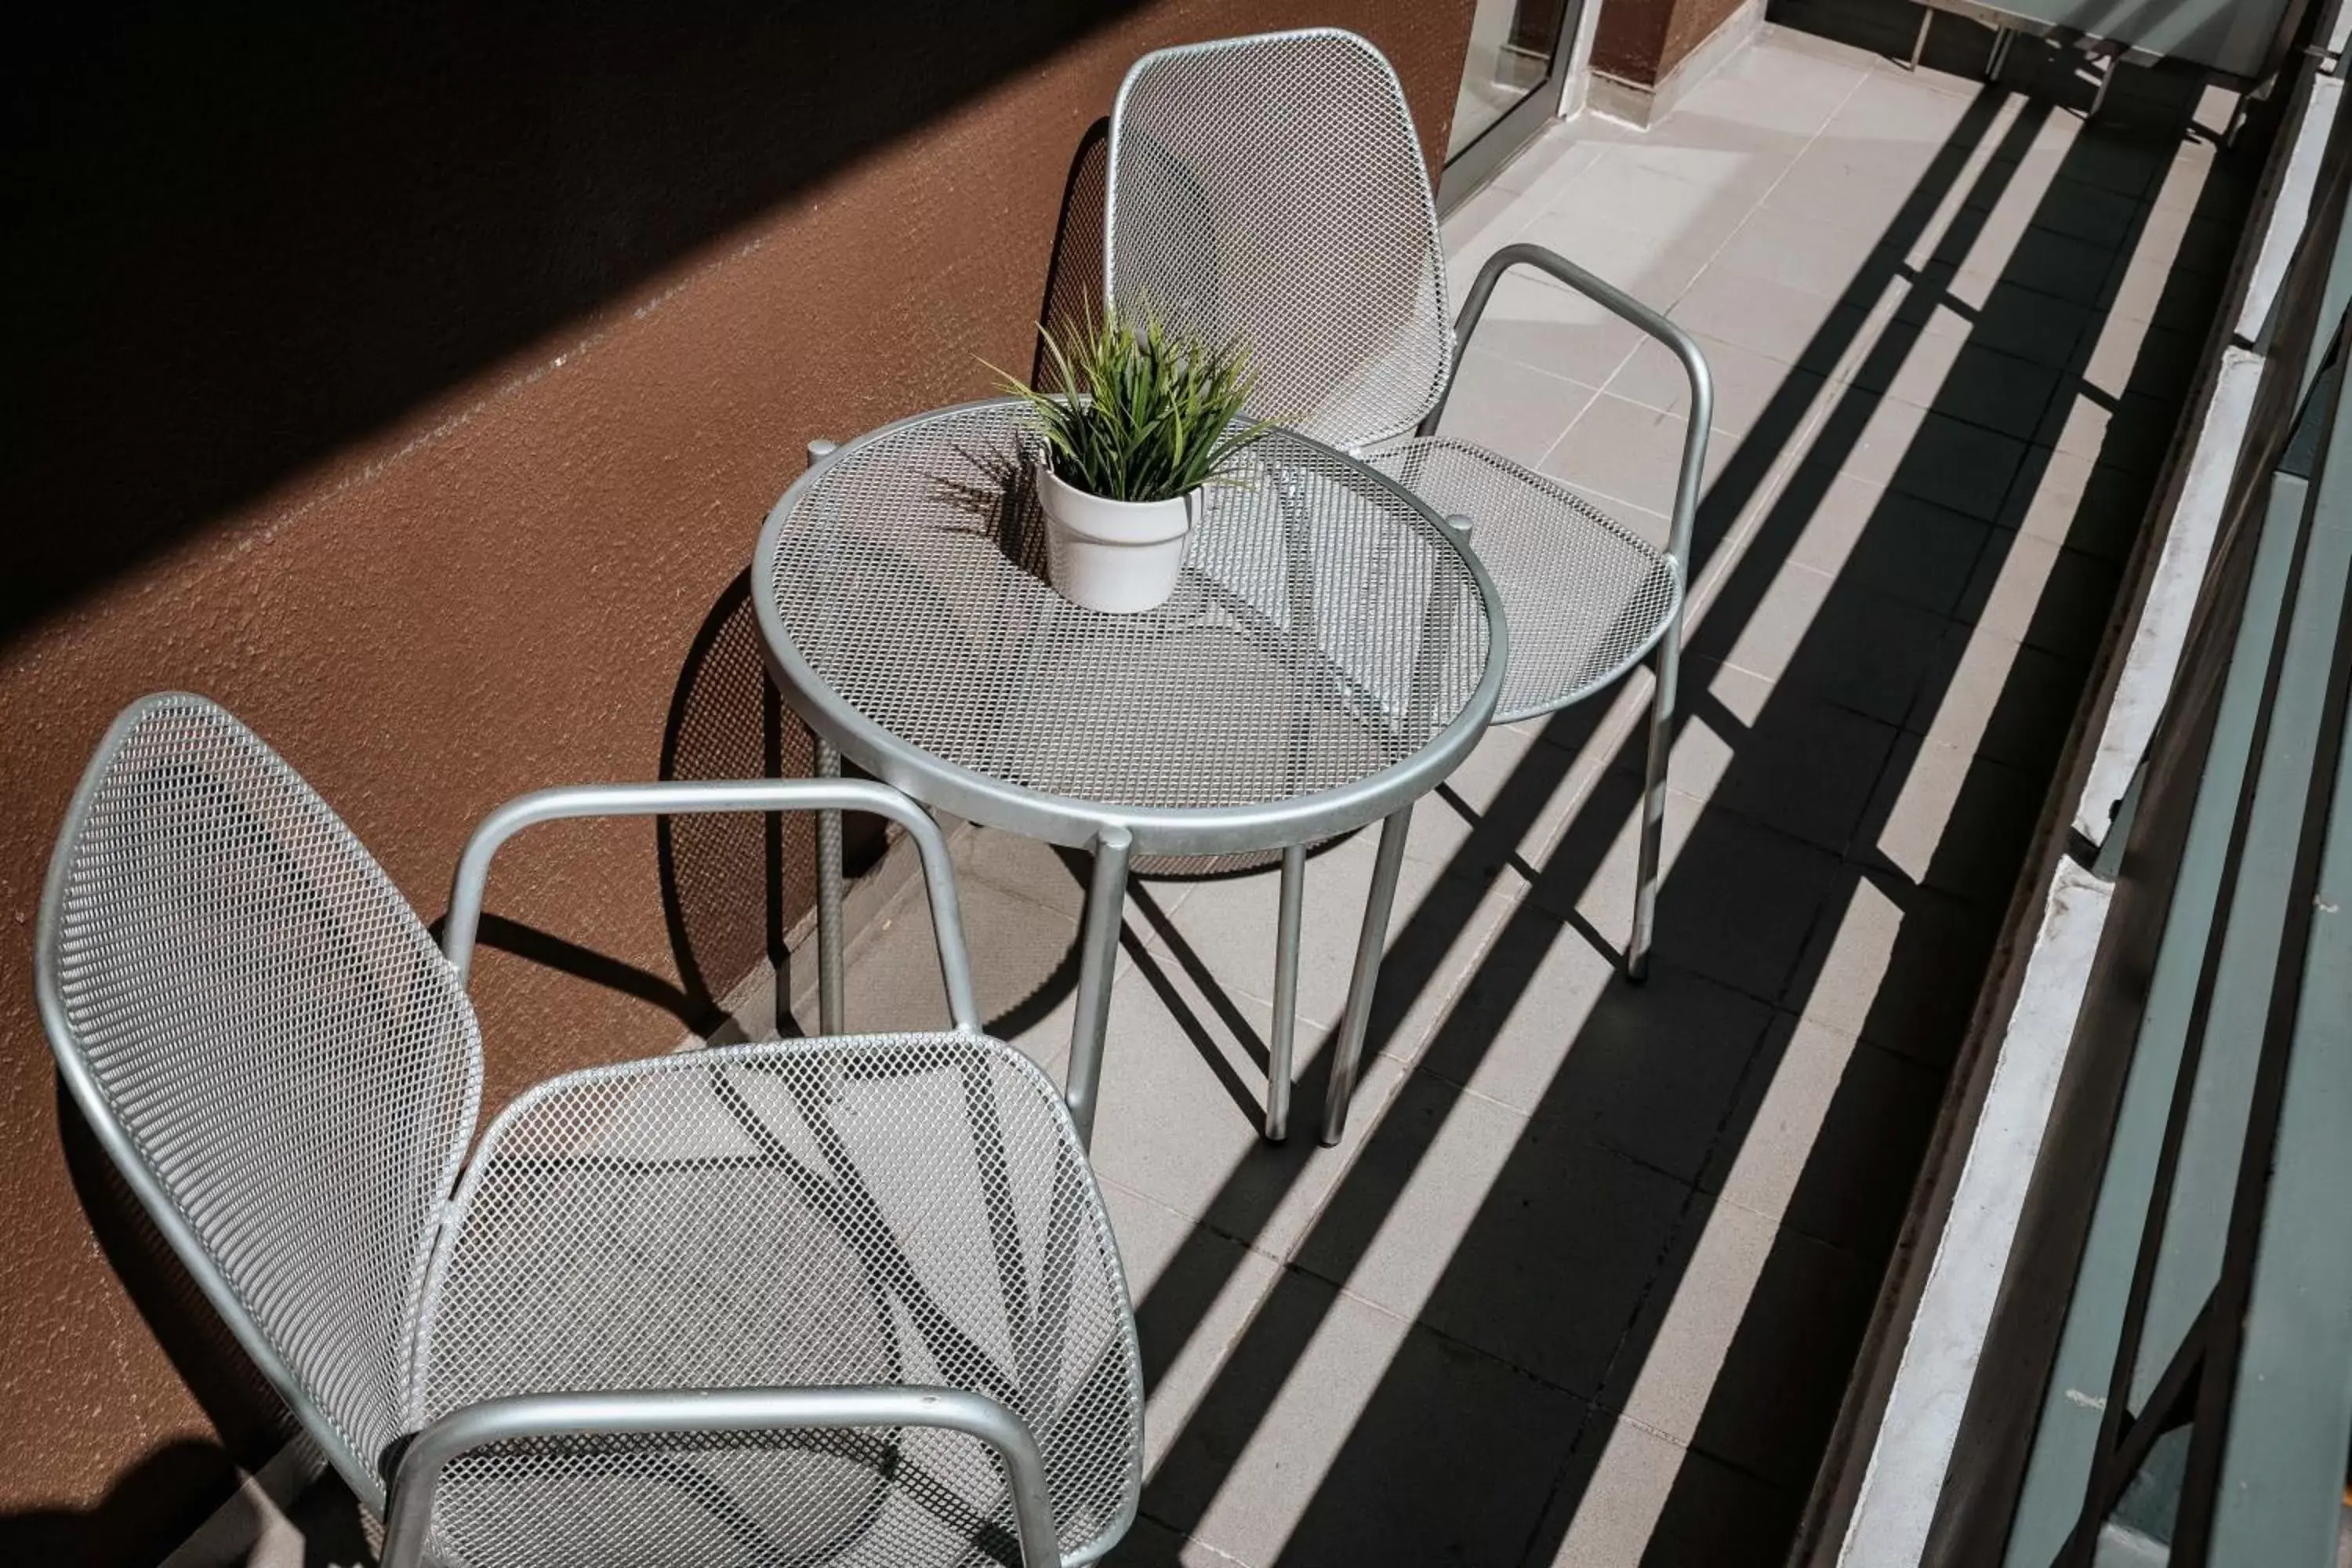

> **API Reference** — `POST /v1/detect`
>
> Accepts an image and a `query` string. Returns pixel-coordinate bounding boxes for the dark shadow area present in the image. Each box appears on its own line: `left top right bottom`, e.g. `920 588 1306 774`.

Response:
0 1439 254 1568
1090 25 2264 1567
659 570 815 1037
2 3 1148 641
3 1087 300 1564
1035 119 1113 387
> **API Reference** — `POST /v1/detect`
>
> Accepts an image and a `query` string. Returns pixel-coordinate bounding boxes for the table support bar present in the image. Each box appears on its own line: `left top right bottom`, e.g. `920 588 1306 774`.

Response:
814 737 846 1036
1265 843 1308 1142
1628 622 1682 983
1065 825 1133 1148
1323 807 1411 1145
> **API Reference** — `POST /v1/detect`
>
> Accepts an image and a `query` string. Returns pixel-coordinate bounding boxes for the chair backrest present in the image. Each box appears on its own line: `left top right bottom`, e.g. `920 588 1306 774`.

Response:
35 694 482 1504
1105 28 1454 452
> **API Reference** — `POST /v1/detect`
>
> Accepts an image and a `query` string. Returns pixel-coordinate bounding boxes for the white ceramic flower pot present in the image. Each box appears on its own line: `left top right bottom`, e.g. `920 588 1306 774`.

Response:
1035 461 1196 614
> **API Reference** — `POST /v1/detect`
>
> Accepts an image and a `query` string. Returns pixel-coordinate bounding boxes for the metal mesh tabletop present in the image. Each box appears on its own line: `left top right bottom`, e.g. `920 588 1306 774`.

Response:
759 401 1499 848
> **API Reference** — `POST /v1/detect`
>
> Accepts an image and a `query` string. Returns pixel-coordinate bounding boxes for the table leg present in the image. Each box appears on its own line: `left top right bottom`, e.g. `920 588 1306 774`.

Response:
814 736 847 1036
1628 611 1682 984
1323 807 1411 1146
1065 825 1133 1149
1264 843 1308 1142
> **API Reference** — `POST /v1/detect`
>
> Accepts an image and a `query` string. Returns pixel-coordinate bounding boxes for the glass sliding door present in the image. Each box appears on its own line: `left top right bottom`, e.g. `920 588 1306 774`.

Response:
1439 0 1584 210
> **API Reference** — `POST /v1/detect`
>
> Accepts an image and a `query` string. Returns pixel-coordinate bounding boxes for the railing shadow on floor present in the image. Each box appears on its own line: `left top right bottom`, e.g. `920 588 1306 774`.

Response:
1092 35 2260 1568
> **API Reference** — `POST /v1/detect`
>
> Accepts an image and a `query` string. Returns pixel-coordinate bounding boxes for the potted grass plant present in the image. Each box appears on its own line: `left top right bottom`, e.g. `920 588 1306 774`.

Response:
997 308 1273 613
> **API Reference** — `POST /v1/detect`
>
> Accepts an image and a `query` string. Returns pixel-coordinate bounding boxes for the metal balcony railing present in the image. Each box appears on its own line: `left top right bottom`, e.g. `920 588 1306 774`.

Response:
1980 163 2352 1568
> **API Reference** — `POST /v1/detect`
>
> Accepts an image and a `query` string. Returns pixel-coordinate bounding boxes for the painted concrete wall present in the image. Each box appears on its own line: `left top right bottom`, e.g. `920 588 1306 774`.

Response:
0 5 1474 1559
1593 0 1751 86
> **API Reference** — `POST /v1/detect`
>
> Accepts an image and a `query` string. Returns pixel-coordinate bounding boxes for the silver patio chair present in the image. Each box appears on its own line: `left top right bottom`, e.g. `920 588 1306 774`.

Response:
34 693 1142 1568
1106 27 1713 981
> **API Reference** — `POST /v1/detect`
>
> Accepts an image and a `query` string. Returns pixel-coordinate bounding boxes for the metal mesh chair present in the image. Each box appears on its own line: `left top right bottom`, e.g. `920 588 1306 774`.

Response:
35 694 1143 1568
1107 28 1714 977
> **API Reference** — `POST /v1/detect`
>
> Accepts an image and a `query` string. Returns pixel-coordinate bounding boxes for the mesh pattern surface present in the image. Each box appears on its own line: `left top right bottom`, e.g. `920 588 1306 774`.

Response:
1107 31 1452 450
45 695 482 1484
411 1033 1140 1568
1370 439 1682 722
767 404 1489 815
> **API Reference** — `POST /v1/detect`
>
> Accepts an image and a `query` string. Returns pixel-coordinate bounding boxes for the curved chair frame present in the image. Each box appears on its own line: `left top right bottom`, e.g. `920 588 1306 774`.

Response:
36 695 1138 1568
1105 29 1713 980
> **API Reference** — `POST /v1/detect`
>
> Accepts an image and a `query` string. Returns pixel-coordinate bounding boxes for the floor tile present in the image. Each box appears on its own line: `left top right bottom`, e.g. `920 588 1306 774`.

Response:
960 822 1096 920
1606 328 1831 439
1540 390 1733 516
1490 127 1605 200
840 869 1080 1037
1997 445 2158 561
1857 732 2049 910
2034 385 2185 473
1098 1515 1229 1565
1080 956 1409 1258
1905 621 2091 775
1145 1276 1588 1568
1099 1182 1284 1475
1845 332 2063 441
1418 915 1776 1179
1534 782 1848 1004
1759 153 1951 246
1432 350 1599 468
1827 64 1991 147
1601 1198 1882 1491
1687 559 1950 727
1884 261 2096 368
2075 316 2203 408
1535 1417 1802 1568
1609 136 1802 197
1702 1014 1948 1263
1131 822 1479 1036
1295 1072 1693 1397
1710 205 1890 303
1784 474 1992 615
1833 391 2030 521
1475 272 1650 387
1514 205 1722 310
1540 151 1755 252
1783 868 2002 1066
1406 718 1603 884
1673 265 1866 372
1955 530 2125 662
1675 47 1864 141
1660 656 1904 853
1964 223 2122 307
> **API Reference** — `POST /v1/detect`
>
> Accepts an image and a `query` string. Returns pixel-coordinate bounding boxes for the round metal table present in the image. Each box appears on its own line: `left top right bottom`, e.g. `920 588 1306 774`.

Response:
753 397 1504 1146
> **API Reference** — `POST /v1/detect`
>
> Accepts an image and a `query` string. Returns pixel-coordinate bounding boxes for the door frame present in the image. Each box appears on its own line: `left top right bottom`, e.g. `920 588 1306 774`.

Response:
1437 0 1592 213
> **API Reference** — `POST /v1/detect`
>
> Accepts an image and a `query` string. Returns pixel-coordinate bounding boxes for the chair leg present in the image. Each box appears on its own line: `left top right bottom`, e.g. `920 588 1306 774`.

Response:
1627 621 1682 984
814 736 847 1034
1265 843 1307 1142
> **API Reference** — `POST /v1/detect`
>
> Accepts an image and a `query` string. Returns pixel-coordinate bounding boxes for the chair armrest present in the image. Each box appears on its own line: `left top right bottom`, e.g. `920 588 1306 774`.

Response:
1432 241 1714 569
380 1385 1060 1568
441 776 979 1031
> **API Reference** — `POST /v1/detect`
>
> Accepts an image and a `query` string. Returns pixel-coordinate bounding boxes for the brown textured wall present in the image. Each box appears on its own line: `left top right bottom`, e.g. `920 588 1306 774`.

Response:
0 3 1474 1561
1592 0 1748 86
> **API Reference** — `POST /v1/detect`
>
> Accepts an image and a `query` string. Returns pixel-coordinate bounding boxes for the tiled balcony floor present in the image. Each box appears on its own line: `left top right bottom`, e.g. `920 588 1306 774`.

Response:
255 13 2252 1568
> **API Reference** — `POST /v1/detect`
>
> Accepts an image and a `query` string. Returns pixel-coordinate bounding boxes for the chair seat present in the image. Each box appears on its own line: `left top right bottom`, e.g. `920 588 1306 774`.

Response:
1369 437 1682 724
410 1030 1143 1568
